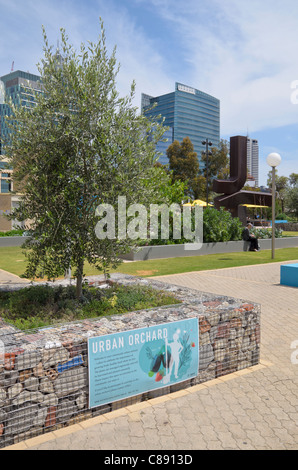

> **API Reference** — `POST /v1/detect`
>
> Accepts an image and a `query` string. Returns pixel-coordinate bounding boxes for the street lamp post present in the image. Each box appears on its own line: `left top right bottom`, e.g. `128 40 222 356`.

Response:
266 152 281 259
202 139 212 206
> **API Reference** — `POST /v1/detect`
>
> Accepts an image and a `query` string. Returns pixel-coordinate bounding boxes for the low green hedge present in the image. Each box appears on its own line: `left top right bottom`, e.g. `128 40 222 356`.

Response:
0 229 24 237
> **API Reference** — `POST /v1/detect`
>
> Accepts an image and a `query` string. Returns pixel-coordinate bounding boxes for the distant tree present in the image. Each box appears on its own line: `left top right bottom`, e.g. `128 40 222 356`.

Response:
200 139 229 199
289 172 298 187
167 137 230 201
285 185 298 218
167 137 200 199
267 171 289 213
5 21 167 300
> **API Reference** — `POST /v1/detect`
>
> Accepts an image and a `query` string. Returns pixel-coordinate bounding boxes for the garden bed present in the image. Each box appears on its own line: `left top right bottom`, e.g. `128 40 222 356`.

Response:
0 281 180 330
0 274 260 448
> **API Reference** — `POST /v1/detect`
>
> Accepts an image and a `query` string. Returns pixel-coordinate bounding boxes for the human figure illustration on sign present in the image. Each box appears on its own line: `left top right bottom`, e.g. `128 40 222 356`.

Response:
163 329 183 384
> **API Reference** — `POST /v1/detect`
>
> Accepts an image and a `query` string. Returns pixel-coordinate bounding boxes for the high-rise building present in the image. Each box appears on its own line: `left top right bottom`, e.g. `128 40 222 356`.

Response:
0 70 42 156
0 70 41 230
141 82 220 166
247 138 259 187
0 70 41 194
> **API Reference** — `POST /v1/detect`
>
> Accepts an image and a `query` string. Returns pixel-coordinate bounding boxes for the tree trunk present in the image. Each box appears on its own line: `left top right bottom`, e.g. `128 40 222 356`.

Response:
76 259 84 300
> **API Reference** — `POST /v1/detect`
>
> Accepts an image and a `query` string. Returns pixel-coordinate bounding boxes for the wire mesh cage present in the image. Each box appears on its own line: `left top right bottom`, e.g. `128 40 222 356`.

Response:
0 279 260 448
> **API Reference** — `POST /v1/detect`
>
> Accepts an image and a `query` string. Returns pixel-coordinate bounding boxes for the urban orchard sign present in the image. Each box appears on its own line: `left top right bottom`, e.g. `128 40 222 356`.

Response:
88 318 199 408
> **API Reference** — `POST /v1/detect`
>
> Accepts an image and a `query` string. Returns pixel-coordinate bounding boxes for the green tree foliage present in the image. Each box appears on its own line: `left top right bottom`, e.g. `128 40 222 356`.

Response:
167 137 230 201
289 172 298 187
286 185 298 218
148 164 187 205
200 139 229 196
267 171 289 213
5 21 167 299
167 137 200 199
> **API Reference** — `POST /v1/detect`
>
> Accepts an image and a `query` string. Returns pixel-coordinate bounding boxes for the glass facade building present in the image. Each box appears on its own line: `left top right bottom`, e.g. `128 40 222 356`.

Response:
0 70 41 193
141 82 220 166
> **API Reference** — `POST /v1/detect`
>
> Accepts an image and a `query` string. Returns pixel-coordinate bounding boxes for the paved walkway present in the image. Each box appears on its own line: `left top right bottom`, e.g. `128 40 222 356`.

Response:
2 260 298 451
0 268 30 287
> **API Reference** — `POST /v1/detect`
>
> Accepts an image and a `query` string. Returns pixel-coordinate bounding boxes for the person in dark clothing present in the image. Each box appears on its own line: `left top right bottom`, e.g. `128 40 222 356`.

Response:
242 223 259 251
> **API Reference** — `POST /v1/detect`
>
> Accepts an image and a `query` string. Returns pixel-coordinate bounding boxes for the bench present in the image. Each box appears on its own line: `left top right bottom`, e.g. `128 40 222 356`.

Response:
280 263 298 287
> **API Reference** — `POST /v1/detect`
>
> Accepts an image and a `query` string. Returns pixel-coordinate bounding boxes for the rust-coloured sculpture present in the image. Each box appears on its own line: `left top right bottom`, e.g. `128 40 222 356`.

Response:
213 136 272 225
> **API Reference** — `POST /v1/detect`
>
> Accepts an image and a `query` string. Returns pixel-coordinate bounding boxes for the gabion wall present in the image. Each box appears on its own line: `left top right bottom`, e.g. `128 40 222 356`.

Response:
0 276 260 448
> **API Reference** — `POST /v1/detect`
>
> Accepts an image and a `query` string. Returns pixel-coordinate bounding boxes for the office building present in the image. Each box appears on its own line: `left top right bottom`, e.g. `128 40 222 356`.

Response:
141 82 220 166
0 70 41 230
247 138 259 187
0 70 41 194
0 70 41 157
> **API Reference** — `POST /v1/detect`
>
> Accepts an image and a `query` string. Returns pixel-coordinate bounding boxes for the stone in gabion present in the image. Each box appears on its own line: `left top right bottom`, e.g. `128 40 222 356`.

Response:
15 351 41 371
5 404 40 436
24 377 39 391
12 390 44 406
7 383 23 399
54 367 87 398
33 407 48 427
39 377 54 394
0 388 6 405
56 399 78 424
43 393 58 407
42 348 70 369
0 370 18 387
199 343 214 370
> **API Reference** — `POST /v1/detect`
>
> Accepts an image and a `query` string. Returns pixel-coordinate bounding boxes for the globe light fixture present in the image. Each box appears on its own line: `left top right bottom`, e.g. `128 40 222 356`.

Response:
267 152 281 259
266 152 281 168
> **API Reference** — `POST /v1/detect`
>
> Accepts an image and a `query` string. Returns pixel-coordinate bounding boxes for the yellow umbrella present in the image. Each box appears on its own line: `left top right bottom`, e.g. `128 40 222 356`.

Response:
241 204 269 208
182 199 211 207
192 199 207 207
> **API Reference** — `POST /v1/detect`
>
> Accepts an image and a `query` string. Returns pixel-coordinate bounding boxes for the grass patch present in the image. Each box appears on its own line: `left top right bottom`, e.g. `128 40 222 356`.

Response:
119 247 298 277
0 246 298 279
0 283 181 330
282 231 298 237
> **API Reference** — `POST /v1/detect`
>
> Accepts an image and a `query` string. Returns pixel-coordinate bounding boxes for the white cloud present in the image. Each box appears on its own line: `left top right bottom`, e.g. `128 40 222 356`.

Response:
138 0 298 135
0 0 174 107
53 0 174 108
0 0 91 76
190 2 298 134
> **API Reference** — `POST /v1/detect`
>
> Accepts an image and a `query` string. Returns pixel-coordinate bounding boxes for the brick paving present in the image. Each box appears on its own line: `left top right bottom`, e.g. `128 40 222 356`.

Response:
3 259 298 451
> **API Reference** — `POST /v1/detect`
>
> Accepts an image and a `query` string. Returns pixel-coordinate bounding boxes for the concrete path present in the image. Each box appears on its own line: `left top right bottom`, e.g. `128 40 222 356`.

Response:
0 268 30 287
3 260 298 451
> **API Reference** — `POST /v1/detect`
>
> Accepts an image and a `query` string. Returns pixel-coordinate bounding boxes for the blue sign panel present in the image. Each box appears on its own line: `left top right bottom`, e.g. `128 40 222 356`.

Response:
88 318 199 409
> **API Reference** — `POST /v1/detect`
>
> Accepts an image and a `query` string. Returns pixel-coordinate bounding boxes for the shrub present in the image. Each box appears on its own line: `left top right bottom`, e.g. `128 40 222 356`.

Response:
252 227 283 239
138 206 243 245
0 229 24 237
276 213 287 220
203 207 243 243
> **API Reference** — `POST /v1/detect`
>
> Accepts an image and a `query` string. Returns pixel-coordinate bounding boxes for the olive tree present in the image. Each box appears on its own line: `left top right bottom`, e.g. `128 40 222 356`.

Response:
5 21 166 299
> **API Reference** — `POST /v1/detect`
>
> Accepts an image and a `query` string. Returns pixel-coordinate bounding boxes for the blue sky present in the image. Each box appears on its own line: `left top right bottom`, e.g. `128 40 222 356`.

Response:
1 0 298 186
